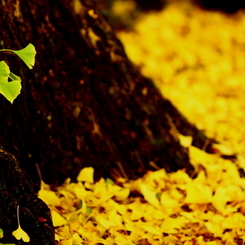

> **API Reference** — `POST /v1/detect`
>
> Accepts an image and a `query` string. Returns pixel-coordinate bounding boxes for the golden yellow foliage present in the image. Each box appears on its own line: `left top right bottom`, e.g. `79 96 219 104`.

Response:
39 153 245 244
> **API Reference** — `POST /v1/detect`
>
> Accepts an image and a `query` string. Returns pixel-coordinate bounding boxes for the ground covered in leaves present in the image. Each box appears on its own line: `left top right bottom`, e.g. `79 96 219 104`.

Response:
39 2 245 245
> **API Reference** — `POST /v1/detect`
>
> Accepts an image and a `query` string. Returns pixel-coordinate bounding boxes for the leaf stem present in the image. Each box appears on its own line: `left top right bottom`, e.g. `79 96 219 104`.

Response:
16 205 20 227
0 49 14 52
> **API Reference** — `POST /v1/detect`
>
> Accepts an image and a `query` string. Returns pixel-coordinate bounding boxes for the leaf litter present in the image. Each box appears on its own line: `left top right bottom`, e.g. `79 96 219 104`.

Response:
39 154 245 245
39 2 245 245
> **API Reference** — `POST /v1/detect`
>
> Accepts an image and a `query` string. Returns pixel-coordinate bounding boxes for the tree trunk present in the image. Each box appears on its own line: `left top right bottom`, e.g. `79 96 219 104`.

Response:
0 0 213 187
0 149 55 245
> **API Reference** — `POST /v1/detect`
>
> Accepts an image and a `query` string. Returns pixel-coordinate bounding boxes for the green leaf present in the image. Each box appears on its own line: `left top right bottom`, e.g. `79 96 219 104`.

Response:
9 72 21 82
0 80 21 103
0 44 35 103
0 63 22 103
0 228 3 238
0 61 10 82
12 43 36 69
0 243 15 245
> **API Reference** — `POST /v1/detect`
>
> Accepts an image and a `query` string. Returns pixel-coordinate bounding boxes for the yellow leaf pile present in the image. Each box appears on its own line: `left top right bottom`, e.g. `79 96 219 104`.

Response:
39 154 245 245
38 2 245 245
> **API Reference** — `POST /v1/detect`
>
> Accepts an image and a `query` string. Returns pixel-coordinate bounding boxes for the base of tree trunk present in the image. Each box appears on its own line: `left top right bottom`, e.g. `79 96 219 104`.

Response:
0 149 55 245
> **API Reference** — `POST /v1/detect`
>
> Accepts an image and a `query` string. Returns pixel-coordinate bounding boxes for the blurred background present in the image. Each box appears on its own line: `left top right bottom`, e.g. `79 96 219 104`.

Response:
96 0 245 160
96 0 245 30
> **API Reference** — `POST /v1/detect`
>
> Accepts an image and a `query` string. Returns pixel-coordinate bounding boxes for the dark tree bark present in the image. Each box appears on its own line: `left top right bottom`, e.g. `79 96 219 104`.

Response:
0 0 213 187
0 149 55 245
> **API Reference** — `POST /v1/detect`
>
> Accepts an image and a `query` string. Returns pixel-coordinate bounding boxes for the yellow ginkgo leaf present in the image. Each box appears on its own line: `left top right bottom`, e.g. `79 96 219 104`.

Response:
205 221 223 237
212 185 228 213
185 183 212 204
139 183 160 208
38 189 60 206
51 210 68 227
59 238 73 245
95 214 116 229
114 187 130 201
12 205 30 243
161 216 186 232
212 143 234 156
178 134 193 147
77 167 94 183
40 180 51 190
12 225 30 243
142 224 162 235
108 209 123 226
72 233 83 245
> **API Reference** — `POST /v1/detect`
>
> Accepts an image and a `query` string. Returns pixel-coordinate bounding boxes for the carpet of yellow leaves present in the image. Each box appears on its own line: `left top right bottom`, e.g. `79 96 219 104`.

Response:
39 2 245 245
39 155 245 245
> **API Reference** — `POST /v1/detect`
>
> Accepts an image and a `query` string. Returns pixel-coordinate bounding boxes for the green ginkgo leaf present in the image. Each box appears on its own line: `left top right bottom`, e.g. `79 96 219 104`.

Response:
9 72 21 82
0 43 35 103
0 80 21 103
0 43 36 69
0 61 10 82
12 43 36 69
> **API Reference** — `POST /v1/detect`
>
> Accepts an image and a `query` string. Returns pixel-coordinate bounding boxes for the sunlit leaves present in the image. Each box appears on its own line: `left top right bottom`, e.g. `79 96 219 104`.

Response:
0 61 21 103
38 189 60 206
0 43 36 69
51 210 68 227
161 216 186 233
39 153 245 244
11 43 36 69
0 80 21 104
77 167 94 183
0 43 36 103
185 183 212 204
139 183 160 208
0 61 10 81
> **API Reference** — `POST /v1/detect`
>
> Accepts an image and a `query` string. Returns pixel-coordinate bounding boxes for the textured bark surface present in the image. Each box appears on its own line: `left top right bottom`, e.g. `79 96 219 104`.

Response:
0 0 213 191
0 149 55 245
